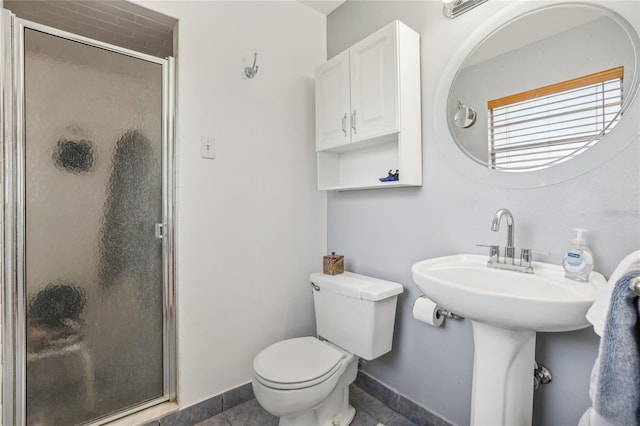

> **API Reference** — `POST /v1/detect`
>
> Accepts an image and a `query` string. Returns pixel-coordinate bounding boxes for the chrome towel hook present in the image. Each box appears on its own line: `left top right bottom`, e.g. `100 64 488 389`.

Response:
245 52 259 79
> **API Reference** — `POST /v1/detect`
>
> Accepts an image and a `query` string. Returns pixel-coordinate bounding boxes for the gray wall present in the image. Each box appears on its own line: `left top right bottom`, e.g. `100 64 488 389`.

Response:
326 1 640 425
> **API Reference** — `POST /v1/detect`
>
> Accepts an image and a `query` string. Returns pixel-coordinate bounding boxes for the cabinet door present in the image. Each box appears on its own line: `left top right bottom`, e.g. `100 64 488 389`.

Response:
349 23 398 143
315 50 351 151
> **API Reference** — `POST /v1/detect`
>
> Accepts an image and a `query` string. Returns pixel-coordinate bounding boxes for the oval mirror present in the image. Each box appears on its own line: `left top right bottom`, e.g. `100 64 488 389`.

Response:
447 3 640 172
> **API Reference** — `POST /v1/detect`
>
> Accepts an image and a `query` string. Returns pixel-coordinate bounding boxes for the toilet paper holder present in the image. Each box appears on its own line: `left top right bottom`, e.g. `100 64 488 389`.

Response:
437 308 463 320
413 296 463 327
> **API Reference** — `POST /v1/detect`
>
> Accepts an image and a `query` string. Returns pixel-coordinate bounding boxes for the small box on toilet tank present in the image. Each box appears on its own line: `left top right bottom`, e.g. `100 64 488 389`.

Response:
323 252 344 275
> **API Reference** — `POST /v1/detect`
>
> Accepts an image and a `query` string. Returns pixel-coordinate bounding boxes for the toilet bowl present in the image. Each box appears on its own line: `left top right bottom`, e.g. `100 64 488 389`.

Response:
252 337 357 426
252 272 403 426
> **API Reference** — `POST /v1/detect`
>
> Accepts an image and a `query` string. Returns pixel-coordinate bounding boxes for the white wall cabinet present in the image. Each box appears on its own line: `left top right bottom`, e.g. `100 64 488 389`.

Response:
315 20 422 191
315 50 351 150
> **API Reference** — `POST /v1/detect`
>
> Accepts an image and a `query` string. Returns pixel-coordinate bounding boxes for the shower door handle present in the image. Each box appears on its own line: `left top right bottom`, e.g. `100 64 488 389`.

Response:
155 223 166 239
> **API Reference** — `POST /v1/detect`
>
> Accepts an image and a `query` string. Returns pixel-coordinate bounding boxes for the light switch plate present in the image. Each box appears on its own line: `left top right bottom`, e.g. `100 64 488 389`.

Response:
201 136 215 159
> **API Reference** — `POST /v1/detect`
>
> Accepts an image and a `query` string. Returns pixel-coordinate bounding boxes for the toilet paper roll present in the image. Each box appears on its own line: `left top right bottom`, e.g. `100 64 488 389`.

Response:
413 296 444 327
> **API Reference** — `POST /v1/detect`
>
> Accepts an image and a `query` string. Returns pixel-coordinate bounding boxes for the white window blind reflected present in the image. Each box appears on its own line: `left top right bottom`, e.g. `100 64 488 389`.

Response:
488 67 623 171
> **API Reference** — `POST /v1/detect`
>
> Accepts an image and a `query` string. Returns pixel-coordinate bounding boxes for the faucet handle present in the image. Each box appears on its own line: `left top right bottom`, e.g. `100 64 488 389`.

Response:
477 244 499 262
520 249 550 267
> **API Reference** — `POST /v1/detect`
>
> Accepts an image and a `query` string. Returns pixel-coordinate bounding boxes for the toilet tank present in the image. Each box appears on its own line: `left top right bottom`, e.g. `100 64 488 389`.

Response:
310 272 403 360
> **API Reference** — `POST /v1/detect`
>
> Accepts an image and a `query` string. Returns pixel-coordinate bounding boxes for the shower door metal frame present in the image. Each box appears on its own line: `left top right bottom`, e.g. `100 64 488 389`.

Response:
1 11 177 426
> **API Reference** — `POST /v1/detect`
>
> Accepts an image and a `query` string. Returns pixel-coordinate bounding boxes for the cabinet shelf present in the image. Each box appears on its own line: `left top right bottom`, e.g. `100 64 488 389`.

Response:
317 134 420 191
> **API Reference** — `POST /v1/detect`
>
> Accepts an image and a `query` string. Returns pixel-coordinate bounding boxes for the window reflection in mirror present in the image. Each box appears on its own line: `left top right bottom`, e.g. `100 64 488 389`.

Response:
448 4 639 172
488 67 623 171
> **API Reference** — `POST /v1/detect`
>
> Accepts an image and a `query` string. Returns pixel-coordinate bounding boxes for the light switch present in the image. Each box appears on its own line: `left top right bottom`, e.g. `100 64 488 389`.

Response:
201 136 215 159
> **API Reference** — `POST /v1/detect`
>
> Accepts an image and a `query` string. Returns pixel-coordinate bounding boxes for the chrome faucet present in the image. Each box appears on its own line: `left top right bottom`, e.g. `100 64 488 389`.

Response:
478 208 549 273
491 208 515 264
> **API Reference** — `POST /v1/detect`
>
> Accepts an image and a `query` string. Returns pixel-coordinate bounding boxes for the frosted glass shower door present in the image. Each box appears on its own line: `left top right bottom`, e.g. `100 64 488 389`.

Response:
22 27 168 425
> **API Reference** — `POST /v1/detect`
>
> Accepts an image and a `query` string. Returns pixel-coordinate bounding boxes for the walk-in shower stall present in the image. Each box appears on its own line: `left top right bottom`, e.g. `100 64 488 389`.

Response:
1 9 176 425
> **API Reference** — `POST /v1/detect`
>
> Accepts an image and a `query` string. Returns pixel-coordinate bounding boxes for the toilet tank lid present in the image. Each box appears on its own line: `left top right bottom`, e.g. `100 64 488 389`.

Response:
310 271 403 301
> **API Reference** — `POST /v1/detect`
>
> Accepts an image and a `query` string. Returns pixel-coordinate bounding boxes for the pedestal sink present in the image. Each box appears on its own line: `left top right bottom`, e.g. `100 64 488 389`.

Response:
412 254 606 426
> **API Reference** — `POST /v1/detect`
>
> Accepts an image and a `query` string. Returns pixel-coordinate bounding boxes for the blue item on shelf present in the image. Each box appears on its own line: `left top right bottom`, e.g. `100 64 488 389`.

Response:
379 169 399 182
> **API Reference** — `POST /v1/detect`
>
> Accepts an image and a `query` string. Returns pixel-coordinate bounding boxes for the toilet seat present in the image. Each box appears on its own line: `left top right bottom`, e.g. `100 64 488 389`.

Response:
253 337 346 390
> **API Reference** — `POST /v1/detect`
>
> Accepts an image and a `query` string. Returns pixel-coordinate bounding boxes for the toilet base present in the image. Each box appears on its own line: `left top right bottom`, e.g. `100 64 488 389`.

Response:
279 403 355 426
278 356 358 426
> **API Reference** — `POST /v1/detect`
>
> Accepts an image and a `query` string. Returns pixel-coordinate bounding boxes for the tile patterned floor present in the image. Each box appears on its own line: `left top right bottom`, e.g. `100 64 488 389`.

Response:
193 384 419 426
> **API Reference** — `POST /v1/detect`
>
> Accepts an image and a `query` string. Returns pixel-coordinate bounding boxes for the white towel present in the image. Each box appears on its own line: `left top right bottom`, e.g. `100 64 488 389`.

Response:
586 250 640 336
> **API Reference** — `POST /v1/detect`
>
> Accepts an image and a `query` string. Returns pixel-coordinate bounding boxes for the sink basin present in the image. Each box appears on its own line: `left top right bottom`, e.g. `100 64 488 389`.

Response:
412 254 606 332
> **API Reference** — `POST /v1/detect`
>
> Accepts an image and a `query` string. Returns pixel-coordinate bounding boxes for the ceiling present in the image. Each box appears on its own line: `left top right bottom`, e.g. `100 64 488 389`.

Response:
5 0 347 58
299 0 346 16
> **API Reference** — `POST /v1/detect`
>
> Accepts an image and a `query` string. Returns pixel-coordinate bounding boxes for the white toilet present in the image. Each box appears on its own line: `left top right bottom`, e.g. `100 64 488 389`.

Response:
252 271 403 426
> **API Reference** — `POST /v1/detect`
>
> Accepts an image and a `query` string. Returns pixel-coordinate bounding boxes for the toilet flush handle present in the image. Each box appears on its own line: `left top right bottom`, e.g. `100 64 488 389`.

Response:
310 282 320 292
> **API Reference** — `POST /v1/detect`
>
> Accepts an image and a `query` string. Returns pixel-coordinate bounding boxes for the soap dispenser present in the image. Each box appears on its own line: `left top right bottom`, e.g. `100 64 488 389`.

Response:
562 228 594 282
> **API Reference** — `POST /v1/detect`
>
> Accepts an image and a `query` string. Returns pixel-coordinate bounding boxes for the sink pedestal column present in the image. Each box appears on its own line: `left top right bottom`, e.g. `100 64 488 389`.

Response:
470 321 536 426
